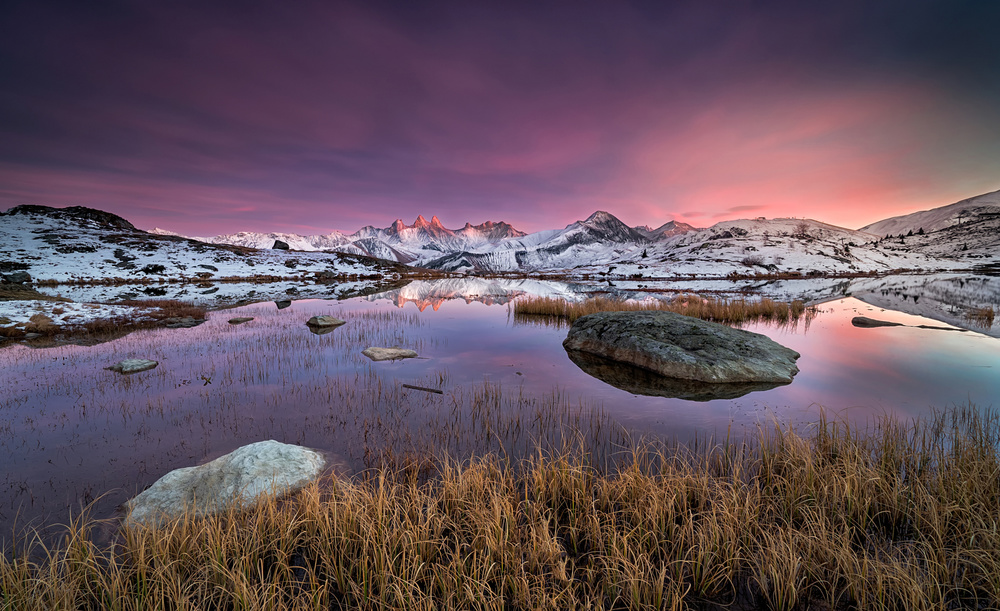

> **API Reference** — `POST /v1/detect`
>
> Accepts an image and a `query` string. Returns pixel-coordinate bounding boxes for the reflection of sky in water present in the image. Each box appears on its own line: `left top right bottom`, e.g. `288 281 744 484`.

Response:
1 293 998 538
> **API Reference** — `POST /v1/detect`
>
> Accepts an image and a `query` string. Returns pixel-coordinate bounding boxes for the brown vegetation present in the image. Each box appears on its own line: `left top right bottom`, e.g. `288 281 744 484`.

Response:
3 407 999 610
513 294 813 327
965 306 995 329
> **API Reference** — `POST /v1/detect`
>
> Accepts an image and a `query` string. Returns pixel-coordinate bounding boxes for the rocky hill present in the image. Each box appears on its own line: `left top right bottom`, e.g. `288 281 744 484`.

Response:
0 205 406 291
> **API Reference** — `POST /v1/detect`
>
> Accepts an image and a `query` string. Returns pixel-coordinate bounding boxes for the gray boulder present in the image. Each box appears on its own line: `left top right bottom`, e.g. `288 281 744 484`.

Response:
272 240 290 250
563 311 800 384
362 347 419 361
125 440 325 527
306 315 346 328
1 271 31 284
107 359 158 374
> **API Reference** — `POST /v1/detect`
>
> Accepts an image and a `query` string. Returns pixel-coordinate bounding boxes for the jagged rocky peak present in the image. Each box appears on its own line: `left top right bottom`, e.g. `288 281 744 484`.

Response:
3 204 137 231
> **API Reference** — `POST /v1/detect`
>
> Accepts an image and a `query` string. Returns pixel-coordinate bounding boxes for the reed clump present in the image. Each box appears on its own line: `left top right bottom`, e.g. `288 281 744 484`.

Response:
514 293 814 326
965 305 995 329
4 407 999 610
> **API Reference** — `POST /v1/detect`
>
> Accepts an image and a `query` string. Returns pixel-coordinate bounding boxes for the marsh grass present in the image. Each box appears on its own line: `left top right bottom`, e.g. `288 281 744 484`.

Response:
514 294 814 328
4 406 999 610
965 306 995 329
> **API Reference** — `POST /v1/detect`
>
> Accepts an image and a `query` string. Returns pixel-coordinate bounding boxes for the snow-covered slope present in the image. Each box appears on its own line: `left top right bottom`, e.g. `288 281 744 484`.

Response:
634 220 699 241
590 217 948 279
0 205 406 286
861 189 1000 236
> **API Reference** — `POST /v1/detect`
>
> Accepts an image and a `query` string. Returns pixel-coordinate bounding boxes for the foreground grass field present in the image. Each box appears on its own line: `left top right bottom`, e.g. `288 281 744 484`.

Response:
3 407 999 610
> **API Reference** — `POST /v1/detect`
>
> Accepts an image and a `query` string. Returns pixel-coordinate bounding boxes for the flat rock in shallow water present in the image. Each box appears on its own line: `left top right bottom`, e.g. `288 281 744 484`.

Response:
306 315 346 328
362 346 419 361
107 359 158 374
852 316 903 328
563 311 800 384
125 440 325 528
228 317 254 324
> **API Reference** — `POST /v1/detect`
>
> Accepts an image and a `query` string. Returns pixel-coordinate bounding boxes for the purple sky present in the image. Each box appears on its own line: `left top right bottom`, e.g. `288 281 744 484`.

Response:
1 1 999 235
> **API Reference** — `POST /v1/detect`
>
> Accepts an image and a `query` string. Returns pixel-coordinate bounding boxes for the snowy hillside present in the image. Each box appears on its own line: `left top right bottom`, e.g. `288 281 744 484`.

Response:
0 205 406 286
861 189 1000 236
592 217 949 279
634 220 699 241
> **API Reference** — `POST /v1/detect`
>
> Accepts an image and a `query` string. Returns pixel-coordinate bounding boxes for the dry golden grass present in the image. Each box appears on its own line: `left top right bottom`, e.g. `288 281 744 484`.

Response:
965 306 995 329
4 407 999 610
514 293 814 327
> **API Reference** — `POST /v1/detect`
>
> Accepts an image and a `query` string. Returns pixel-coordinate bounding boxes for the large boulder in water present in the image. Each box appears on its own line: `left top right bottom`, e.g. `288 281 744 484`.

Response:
563 311 800 384
125 440 325 527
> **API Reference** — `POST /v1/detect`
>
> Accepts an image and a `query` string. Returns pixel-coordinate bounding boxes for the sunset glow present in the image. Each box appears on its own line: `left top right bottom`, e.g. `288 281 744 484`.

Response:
1 1 998 235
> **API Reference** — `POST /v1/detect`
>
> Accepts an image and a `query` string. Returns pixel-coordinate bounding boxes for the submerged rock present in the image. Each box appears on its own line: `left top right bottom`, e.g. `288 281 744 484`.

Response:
362 346 419 361
107 359 158 374
852 316 903 328
125 440 325 528
275 300 292 309
563 311 800 384
164 316 204 328
228 317 254 325
566 350 787 401
306 315 346 328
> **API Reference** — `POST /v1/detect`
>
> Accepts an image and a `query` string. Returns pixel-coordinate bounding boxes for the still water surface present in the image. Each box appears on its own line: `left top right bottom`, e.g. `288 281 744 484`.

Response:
1 280 998 538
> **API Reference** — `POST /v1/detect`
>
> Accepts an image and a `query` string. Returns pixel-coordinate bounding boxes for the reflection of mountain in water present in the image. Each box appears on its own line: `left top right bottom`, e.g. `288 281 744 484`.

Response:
565 350 787 401
363 274 998 337
365 278 592 310
844 273 999 338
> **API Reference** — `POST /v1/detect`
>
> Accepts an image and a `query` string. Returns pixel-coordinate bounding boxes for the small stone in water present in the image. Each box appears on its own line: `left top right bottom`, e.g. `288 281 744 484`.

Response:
107 359 158 374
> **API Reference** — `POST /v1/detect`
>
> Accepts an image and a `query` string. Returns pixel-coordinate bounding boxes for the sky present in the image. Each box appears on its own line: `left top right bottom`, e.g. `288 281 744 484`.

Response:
1 0 999 236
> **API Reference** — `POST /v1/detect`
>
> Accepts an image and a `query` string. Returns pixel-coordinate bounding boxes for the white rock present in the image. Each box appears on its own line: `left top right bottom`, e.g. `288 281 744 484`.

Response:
362 346 419 361
107 359 158 374
125 440 325 527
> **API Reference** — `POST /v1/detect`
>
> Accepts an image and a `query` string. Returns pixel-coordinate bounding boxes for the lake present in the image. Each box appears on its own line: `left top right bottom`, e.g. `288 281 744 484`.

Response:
1 274 998 540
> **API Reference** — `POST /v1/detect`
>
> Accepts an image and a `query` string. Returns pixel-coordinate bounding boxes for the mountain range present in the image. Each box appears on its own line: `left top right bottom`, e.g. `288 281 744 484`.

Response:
157 189 1000 276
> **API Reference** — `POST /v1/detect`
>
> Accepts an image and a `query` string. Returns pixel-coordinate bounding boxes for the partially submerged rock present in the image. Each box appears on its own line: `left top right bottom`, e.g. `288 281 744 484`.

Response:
852 316 903 328
563 311 800 384
164 316 204 329
108 359 158 374
125 440 325 528
362 346 419 361
306 315 346 328
228 317 254 325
